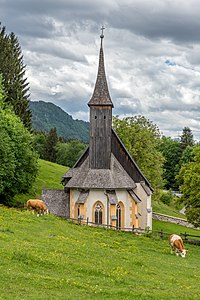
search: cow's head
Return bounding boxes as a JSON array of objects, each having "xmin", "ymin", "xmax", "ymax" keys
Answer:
[{"xmin": 180, "ymin": 249, "xmax": 187, "ymax": 258}]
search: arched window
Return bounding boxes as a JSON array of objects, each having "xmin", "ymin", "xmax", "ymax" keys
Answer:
[
  {"xmin": 94, "ymin": 202, "xmax": 103, "ymax": 225},
  {"xmin": 116, "ymin": 203, "xmax": 121, "ymax": 229},
  {"xmin": 77, "ymin": 204, "xmax": 80, "ymax": 218}
]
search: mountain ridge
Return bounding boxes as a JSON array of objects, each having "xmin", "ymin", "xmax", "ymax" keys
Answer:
[{"xmin": 30, "ymin": 100, "xmax": 89, "ymax": 143}]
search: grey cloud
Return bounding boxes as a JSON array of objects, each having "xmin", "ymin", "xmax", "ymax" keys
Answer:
[
  {"xmin": 1, "ymin": 0, "xmax": 200, "ymax": 140},
  {"xmin": 25, "ymin": 39, "xmax": 87, "ymax": 63},
  {"xmin": 110, "ymin": 1, "xmax": 200, "ymax": 44}
]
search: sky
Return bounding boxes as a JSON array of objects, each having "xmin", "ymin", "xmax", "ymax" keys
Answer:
[{"xmin": 1, "ymin": 0, "xmax": 200, "ymax": 141}]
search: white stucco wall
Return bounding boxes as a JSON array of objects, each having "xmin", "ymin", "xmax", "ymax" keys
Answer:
[
  {"xmin": 86, "ymin": 189, "xmax": 108, "ymax": 223},
  {"xmin": 116, "ymin": 190, "xmax": 131, "ymax": 228},
  {"xmin": 70, "ymin": 189, "xmax": 80, "ymax": 219},
  {"xmin": 70, "ymin": 186, "xmax": 152, "ymax": 229},
  {"xmin": 146, "ymin": 195, "xmax": 152, "ymax": 229},
  {"xmin": 135, "ymin": 183, "xmax": 152, "ymax": 229}
]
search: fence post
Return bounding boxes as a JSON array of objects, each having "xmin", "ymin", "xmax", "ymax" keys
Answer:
[{"xmin": 87, "ymin": 217, "xmax": 89, "ymax": 225}]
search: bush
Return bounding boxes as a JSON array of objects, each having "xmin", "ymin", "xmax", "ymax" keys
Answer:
[
  {"xmin": 186, "ymin": 208, "xmax": 200, "ymax": 228},
  {"xmin": 159, "ymin": 190, "xmax": 173, "ymax": 205}
]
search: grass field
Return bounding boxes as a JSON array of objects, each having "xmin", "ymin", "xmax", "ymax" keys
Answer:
[{"xmin": 0, "ymin": 205, "xmax": 200, "ymax": 300}]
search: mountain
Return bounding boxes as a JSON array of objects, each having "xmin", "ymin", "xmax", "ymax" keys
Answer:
[{"xmin": 30, "ymin": 101, "xmax": 89, "ymax": 143}]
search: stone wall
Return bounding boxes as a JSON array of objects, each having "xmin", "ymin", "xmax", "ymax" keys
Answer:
[
  {"xmin": 153, "ymin": 212, "xmax": 199, "ymax": 229},
  {"xmin": 42, "ymin": 189, "xmax": 70, "ymax": 218}
]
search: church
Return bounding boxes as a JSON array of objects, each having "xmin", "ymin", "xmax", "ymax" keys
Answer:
[{"xmin": 61, "ymin": 30, "xmax": 153, "ymax": 230}]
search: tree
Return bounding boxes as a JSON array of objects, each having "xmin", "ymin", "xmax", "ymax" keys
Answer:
[
  {"xmin": 177, "ymin": 146, "xmax": 200, "ymax": 227},
  {"xmin": 32, "ymin": 131, "xmax": 47, "ymax": 159},
  {"xmin": 158, "ymin": 136, "xmax": 182, "ymax": 189},
  {"xmin": 180, "ymin": 127, "xmax": 194, "ymax": 151},
  {"xmin": 113, "ymin": 115, "xmax": 164, "ymax": 189},
  {"xmin": 0, "ymin": 76, "xmax": 38, "ymax": 205},
  {"xmin": 44, "ymin": 128, "xmax": 58, "ymax": 162},
  {"xmin": 56, "ymin": 140, "xmax": 88, "ymax": 167},
  {"xmin": 180, "ymin": 145, "xmax": 195, "ymax": 165},
  {"xmin": 0, "ymin": 23, "xmax": 31, "ymax": 129}
]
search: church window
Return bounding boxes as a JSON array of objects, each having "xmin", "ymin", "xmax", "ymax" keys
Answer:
[
  {"xmin": 116, "ymin": 203, "xmax": 121, "ymax": 229},
  {"xmin": 77, "ymin": 204, "xmax": 80, "ymax": 218},
  {"xmin": 94, "ymin": 202, "xmax": 103, "ymax": 225}
]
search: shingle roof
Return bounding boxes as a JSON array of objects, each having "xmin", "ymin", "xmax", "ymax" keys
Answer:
[
  {"xmin": 64, "ymin": 154, "xmax": 136, "ymax": 189},
  {"xmin": 140, "ymin": 181, "xmax": 152, "ymax": 196},
  {"xmin": 88, "ymin": 37, "xmax": 113, "ymax": 107},
  {"xmin": 106, "ymin": 190, "xmax": 118, "ymax": 204},
  {"xmin": 76, "ymin": 190, "xmax": 89, "ymax": 204},
  {"xmin": 62, "ymin": 130, "xmax": 152, "ymax": 191},
  {"xmin": 128, "ymin": 189, "xmax": 142, "ymax": 203}
]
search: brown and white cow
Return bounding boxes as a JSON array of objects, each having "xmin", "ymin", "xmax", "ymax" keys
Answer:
[
  {"xmin": 27, "ymin": 199, "xmax": 48, "ymax": 216},
  {"xmin": 169, "ymin": 234, "xmax": 187, "ymax": 258}
]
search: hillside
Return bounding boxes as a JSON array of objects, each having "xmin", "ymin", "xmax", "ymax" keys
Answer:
[
  {"xmin": 30, "ymin": 100, "xmax": 89, "ymax": 143},
  {"xmin": 13, "ymin": 159, "xmax": 68, "ymax": 206},
  {"xmin": 0, "ymin": 205, "xmax": 200, "ymax": 299}
]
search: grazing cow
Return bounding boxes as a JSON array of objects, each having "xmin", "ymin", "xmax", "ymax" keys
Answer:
[
  {"xmin": 169, "ymin": 234, "xmax": 187, "ymax": 258},
  {"xmin": 27, "ymin": 199, "xmax": 48, "ymax": 216}
]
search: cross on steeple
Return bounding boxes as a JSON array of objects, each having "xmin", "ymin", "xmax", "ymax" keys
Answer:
[{"xmin": 100, "ymin": 26, "xmax": 105, "ymax": 39}]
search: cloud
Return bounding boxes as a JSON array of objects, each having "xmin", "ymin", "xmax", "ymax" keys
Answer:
[{"xmin": 1, "ymin": 0, "xmax": 200, "ymax": 140}]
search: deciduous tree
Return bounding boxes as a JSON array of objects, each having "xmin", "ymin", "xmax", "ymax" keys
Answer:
[
  {"xmin": 113, "ymin": 115, "xmax": 164, "ymax": 189},
  {"xmin": 56, "ymin": 140, "xmax": 87, "ymax": 167},
  {"xmin": 0, "ymin": 77, "xmax": 38, "ymax": 205},
  {"xmin": 177, "ymin": 146, "xmax": 200, "ymax": 227},
  {"xmin": 158, "ymin": 136, "xmax": 182, "ymax": 189}
]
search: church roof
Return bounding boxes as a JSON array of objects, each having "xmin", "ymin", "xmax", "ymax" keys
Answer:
[
  {"xmin": 88, "ymin": 32, "xmax": 113, "ymax": 107},
  {"xmin": 62, "ymin": 129, "xmax": 152, "ymax": 191},
  {"xmin": 63, "ymin": 153, "xmax": 136, "ymax": 189}
]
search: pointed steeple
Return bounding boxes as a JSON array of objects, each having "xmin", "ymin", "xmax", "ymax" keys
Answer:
[{"xmin": 88, "ymin": 27, "xmax": 114, "ymax": 107}]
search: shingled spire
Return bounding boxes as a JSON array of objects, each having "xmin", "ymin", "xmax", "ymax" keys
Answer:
[
  {"xmin": 88, "ymin": 28, "xmax": 113, "ymax": 169},
  {"xmin": 88, "ymin": 27, "xmax": 113, "ymax": 107}
]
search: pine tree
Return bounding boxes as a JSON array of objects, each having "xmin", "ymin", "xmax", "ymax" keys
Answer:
[
  {"xmin": 0, "ymin": 23, "xmax": 32, "ymax": 129},
  {"xmin": 180, "ymin": 127, "xmax": 194, "ymax": 150},
  {"xmin": 45, "ymin": 128, "xmax": 58, "ymax": 162}
]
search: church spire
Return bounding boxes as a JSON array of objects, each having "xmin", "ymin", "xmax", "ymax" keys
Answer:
[{"xmin": 88, "ymin": 27, "xmax": 113, "ymax": 107}]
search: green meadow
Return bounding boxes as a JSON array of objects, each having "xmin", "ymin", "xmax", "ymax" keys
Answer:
[{"xmin": 0, "ymin": 205, "xmax": 200, "ymax": 300}]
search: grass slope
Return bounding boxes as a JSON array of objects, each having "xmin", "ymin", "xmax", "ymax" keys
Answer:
[
  {"xmin": 152, "ymin": 200, "xmax": 186, "ymax": 219},
  {"xmin": 14, "ymin": 159, "xmax": 67, "ymax": 206},
  {"xmin": 0, "ymin": 206, "xmax": 200, "ymax": 300}
]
